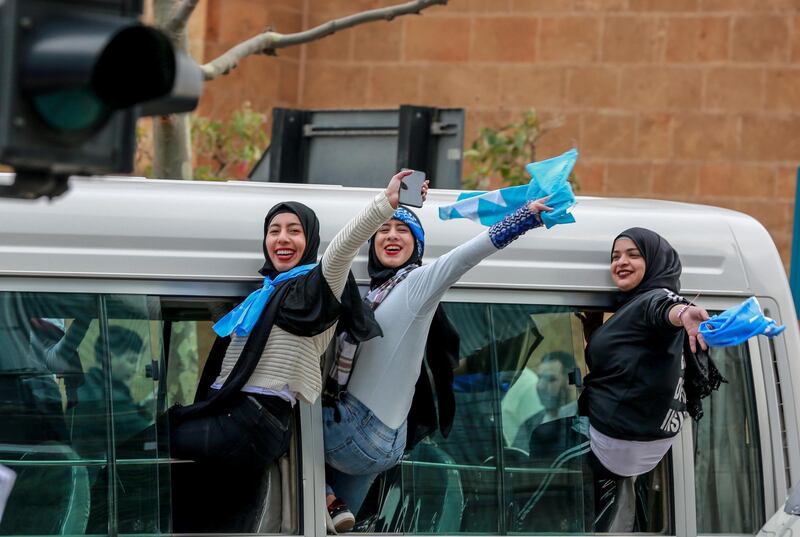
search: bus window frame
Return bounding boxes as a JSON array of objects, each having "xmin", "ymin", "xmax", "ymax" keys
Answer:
[
  {"xmin": 0, "ymin": 277, "xmax": 778, "ymax": 537},
  {"xmin": 417, "ymin": 288, "xmax": 771, "ymax": 537},
  {"xmin": 756, "ymin": 297, "xmax": 797, "ymax": 512}
]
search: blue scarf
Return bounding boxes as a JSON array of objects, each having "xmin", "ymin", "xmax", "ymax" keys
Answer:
[
  {"xmin": 699, "ymin": 296, "xmax": 785, "ymax": 347},
  {"xmin": 213, "ymin": 263, "xmax": 317, "ymax": 337}
]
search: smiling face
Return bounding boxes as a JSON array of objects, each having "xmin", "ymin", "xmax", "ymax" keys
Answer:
[
  {"xmin": 610, "ymin": 237, "xmax": 646, "ymax": 292},
  {"xmin": 374, "ymin": 219, "xmax": 414, "ymax": 268},
  {"xmin": 265, "ymin": 212, "xmax": 307, "ymax": 272}
]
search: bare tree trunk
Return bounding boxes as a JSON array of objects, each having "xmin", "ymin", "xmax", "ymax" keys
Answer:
[{"xmin": 153, "ymin": 0, "xmax": 192, "ymax": 180}]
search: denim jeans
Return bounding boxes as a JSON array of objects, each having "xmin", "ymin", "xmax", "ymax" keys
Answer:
[{"xmin": 323, "ymin": 392, "xmax": 406, "ymax": 515}]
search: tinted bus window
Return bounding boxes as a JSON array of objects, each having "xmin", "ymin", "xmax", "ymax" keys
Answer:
[
  {"xmin": 160, "ymin": 299, "xmax": 300, "ymax": 534},
  {"xmin": 357, "ymin": 302, "xmax": 671, "ymax": 534},
  {"xmin": 694, "ymin": 344, "xmax": 764, "ymax": 533},
  {"xmin": 0, "ymin": 292, "xmax": 167, "ymax": 536}
]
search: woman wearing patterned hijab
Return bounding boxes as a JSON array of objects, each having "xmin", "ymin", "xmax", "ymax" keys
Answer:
[
  {"xmin": 323, "ymin": 196, "xmax": 554, "ymax": 532},
  {"xmin": 579, "ymin": 228, "xmax": 710, "ymax": 483}
]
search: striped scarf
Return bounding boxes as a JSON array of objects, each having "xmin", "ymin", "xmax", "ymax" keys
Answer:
[{"xmin": 330, "ymin": 264, "xmax": 419, "ymax": 386}]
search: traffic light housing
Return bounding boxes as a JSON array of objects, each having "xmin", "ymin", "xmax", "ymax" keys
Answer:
[{"xmin": 0, "ymin": 0, "xmax": 202, "ymax": 198}]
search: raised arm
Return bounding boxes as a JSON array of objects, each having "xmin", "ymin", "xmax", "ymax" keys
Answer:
[
  {"xmin": 411, "ymin": 198, "xmax": 551, "ymax": 311},
  {"xmin": 321, "ymin": 171, "xmax": 411, "ymax": 298}
]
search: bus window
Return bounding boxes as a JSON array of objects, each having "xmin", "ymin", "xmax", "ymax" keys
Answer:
[
  {"xmin": 0, "ymin": 293, "xmax": 167, "ymax": 536},
  {"xmin": 0, "ymin": 293, "xmax": 303, "ymax": 536},
  {"xmin": 694, "ymin": 343, "xmax": 765, "ymax": 533},
  {"xmin": 0, "ymin": 292, "xmax": 96, "ymax": 535},
  {"xmin": 355, "ymin": 302, "xmax": 672, "ymax": 534},
  {"xmin": 160, "ymin": 299, "xmax": 300, "ymax": 534}
]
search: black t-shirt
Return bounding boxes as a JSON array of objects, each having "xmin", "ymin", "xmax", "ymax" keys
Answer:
[{"xmin": 579, "ymin": 288, "xmax": 687, "ymax": 441}]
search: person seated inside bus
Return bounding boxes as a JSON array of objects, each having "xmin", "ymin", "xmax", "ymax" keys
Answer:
[
  {"xmin": 0, "ymin": 298, "xmax": 90, "ymax": 447},
  {"xmin": 511, "ymin": 351, "xmax": 578, "ymax": 452},
  {"xmin": 0, "ymin": 303, "xmax": 91, "ymax": 534},
  {"xmin": 165, "ymin": 171, "xmax": 414, "ymax": 532},
  {"xmin": 578, "ymin": 228, "xmax": 710, "ymax": 531},
  {"xmin": 72, "ymin": 327, "xmax": 154, "ymax": 458},
  {"xmin": 322, "ymin": 197, "xmax": 554, "ymax": 532}
]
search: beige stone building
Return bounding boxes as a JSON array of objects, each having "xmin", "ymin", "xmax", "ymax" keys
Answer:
[{"xmin": 189, "ymin": 0, "xmax": 800, "ymax": 263}]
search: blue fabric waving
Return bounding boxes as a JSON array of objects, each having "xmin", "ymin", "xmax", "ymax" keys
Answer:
[
  {"xmin": 438, "ymin": 148, "xmax": 578, "ymax": 229},
  {"xmin": 213, "ymin": 263, "xmax": 317, "ymax": 337},
  {"xmin": 699, "ymin": 297, "xmax": 785, "ymax": 347}
]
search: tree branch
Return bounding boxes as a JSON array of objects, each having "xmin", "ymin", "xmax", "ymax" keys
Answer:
[
  {"xmin": 164, "ymin": 0, "xmax": 201, "ymax": 35},
  {"xmin": 200, "ymin": 0, "xmax": 448, "ymax": 80}
]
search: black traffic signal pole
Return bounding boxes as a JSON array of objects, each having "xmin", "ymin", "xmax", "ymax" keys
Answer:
[{"xmin": 0, "ymin": 0, "xmax": 201, "ymax": 199}]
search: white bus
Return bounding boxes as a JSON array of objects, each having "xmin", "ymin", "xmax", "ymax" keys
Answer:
[{"xmin": 0, "ymin": 175, "xmax": 797, "ymax": 537}]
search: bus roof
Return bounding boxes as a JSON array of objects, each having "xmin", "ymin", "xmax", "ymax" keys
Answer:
[{"xmin": 0, "ymin": 175, "xmax": 787, "ymax": 301}]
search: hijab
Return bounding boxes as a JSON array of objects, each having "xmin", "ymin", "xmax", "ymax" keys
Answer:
[
  {"xmin": 172, "ymin": 201, "xmax": 381, "ymax": 422},
  {"xmin": 367, "ymin": 206, "xmax": 426, "ymax": 288},
  {"xmin": 613, "ymin": 227, "xmax": 682, "ymax": 303},
  {"xmin": 259, "ymin": 201, "xmax": 320, "ymax": 278}
]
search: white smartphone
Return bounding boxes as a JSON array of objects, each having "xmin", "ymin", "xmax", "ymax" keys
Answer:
[{"xmin": 399, "ymin": 170, "xmax": 425, "ymax": 208}]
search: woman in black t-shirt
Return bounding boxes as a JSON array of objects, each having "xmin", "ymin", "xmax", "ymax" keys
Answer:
[{"xmin": 579, "ymin": 227, "xmax": 709, "ymax": 479}]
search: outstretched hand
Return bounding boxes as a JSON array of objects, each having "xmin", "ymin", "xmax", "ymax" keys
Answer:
[
  {"xmin": 681, "ymin": 306, "xmax": 710, "ymax": 353},
  {"xmin": 527, "ymin": 196, "xmax": 554, "ymax": 215},
  {"xmin": 385, "ymin": 170, "xmax": 412, "ymax": 209},
  {"xmin": 421, "ymin": 180, "xmax": 430, "ymax": 203}
]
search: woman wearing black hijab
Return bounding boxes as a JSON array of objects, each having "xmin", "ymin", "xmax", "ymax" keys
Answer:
[
  {"xmin": 167, "ymin": 172, "xmax": 411, "ymax": 531},
  {"xmin": 579, "ymin": 227, "xmax": 709, "ymax": 481}
]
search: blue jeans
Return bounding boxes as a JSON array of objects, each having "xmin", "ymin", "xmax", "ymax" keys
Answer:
[{"xmin": 323, "ymin": 392, "xmax": 406, "ymax": 515}]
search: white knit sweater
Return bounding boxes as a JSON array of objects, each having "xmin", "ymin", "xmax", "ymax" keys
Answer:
[{"xmin": 213, "ymin": 192, "xmax": 395, "ymax": 404}]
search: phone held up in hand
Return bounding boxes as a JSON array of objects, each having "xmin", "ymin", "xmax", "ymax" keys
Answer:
[{"xmin": 399, "ymin": 170, "xmax": 425, "ymax": 208}]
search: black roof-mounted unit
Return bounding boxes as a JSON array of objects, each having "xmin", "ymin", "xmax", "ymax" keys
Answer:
[{"xmin": 250, "ymin": 104, "xmax": 464, "ymax": 189}]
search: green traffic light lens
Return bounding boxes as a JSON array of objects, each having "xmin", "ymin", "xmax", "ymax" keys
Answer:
[{"xmin": 31, "ymin": 87, "xmax": 110, "ymax": 133}]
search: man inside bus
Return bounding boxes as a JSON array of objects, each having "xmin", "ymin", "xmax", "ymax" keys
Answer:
[{"xmin": 511, "ymin": 351, "xmax": 578, "ymax": 452}]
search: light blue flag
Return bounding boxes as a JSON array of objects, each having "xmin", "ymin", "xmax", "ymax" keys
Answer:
[
  {"xmin": 439, "ymin": 148, "xmax": 578, "ymax": 229},
  {"xmin": 213, "ymin": 263, "xmax": 317, "ymax": 337},
  {"xmin": 698, "ymin": 297, "xmax": 785, "ymax": 347}
]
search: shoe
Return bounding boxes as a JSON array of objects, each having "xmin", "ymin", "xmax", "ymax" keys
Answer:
[{"xmin": 328, "ymin": 498, "xmax": 355, "ymax": 533}]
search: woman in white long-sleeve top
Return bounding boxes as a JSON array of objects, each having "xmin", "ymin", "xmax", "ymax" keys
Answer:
[{"xmin": 323, "ymin": 196, "xmax": 553, "ymax": 531}]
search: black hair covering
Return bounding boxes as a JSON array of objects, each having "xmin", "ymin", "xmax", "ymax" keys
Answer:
[
  {"xmin": 171, "ymin": 201, "xmax": 381, "ymax": 422},
  {"xmin": 365, "ymin": 209, "xmax": 458, "ymax": 449},
  {"xmin": 613, "ymin": 227, "xmax": 682, "ymax": 301},
  {"xmin": 259, "ymin": 202, "xmax": 320, "ymax": 278}
]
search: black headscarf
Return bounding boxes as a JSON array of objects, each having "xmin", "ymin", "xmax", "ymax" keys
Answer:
[
  {"xmin": 259, "ymin": 201, "xmax": 321, "ymax": 277},
  {"xmin": 367, "ymin": 208, "xmax": 458, "ymax": 449},
  {"xmin": 613, "ymin": 227, "xmax": 682, "ymax": 303},
  {"xmin": 172, "ymin": 201, "xmax": 381, "ymax": 422}
]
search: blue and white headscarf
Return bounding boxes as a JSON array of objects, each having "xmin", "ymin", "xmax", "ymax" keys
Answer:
[{"xmin": 368, "ymin": 207, "xmax": 425, "ymax": 288}]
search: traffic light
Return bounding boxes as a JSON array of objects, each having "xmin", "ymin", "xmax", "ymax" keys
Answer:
[{"xmin": 0, "ymin": 0, "xmax": 202, "ymax": 198}]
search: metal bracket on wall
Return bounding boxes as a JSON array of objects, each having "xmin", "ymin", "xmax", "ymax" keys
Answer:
[{"xmin": 251, "ymin": 104, "xmax": 465, "ymax": 189}]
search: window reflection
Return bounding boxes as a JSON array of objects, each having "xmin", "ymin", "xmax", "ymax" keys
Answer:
[
  {"xmin": 694, "ymin": 344, "xmax": 764, "ymax": 533},
  {"xmin": 359, "ymin": 302, "xmax": 675, "ymax": 535}
]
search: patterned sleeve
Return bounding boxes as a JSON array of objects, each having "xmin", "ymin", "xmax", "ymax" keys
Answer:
[{"xmin": 488, "ymin": 204, "xmax": 543, "ymax": 249}]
